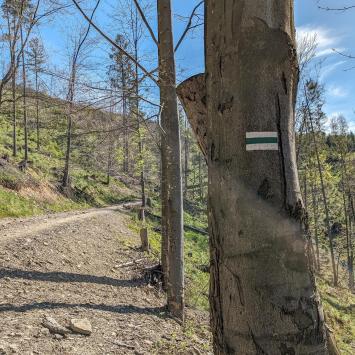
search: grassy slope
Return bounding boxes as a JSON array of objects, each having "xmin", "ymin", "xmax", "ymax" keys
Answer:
[
  {"xmin": 319, "ymin": 279, "xmax": 355, "ymax": 354},
  {"xmin": 0, "ymin": 102, "xmax": 137, "ymax": 218}
]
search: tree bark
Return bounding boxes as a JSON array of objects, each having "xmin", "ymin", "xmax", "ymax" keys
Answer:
[
  {"xmin": 184, "ymin": 116, "xmax": 189, "ymax": 198},
  {"xmin": 140, "ymin": 227, "xmax": 150, "ymax": 252},
  {"xmin": 177, "ymin": 73, "xmax": 207, "ymax": 159},
  {"xmin": 203, "ymin": 1, "xmax": 328, "ymax": 353},
  {"xmin": 158, "ymin": 0, "xmax": 184, "ymax": 321}
]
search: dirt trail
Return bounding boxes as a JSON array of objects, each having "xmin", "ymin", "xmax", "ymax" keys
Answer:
[
  {"xmin": 0, "ymin": 205, "xmax": 133, "ymax": 243},
  {"xmin": 0, "ymin": 206, "xmax": 211, "ymax": 355}
]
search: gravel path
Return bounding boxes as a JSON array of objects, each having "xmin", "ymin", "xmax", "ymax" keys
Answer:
[{"xmin": 0, "ymin": 205, "xmax": 211, "ymax": 355}]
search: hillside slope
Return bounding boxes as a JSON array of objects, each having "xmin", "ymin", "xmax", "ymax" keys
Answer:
[{"xmin": 0, "ymin": 155, "xmax": 137, "ymax": 219}]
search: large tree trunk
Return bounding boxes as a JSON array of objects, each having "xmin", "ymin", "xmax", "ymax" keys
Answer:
[
  {"xmin": 202, "ymin": 1, "xmax": 328, "ymax": 353},
  {"xmin": 157, "ymin": 0, "xmax": 184, "ymax": 321}
]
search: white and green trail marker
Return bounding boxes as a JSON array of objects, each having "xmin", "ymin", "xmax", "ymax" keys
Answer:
[{"xmin": 246, "ymin": 132, "xmax": 279, "ymax": 151}]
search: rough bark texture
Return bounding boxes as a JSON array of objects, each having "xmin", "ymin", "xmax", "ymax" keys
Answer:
[
  {"xmin": 205, "ymin": 1, "xmax": 328, "ymax": 354},
  {"xmin": 158, "ymin": 0, "xmax": 184, "ymax": 320},
  {"xmin": 140, "ymin": 227, "xmax": 150, "ymax": 253},
  {"xmin": 177, "ymin": 74, "xmax": 207, "ymax": 158}
]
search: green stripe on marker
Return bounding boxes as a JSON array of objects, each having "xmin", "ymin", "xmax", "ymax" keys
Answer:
[
  {"xmin": 246, "ymin": 132, "xmax": 279, "ymax": 151},
  {"xmin": 246, "ymin": 137, "xmax": 278, "ymax": 145}
]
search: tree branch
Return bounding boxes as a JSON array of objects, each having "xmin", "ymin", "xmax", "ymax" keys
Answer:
[
  {"xmin": 175, "ymin": 0, "xmax": 204, "ymax": 52},
  {"xmin": 71, "ymin": 0, "xmax": 158, "ymax": 85},
  {"xmin": 132, "ymin": 0, "xmax": 158, "ymax": 46}
]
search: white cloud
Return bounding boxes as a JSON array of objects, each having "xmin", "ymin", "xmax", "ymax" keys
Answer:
[
  {"xmin": 328, "ymin": 84, "xmax": 348, "ymax": 98},
  {"xmin": 319, "ymin": 60, "xmax": 346, "ymax": 81},
  {"xmin": 296, "ymin": 25, "xmax": 344, "ymax": 58}
]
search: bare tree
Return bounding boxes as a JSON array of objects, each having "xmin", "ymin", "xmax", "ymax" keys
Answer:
[
  {"xmin": 62, "ymin": 11, "xmax": 98, "ymax": 188},
  {"xmin": 27, "ymin": 36, "xmax": 46, "ymax": 150}
]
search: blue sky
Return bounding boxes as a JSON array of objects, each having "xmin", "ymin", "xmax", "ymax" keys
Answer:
[
  {"xmin": 38, "ymin": 0, "xmax": 355, "ymax": 130},
  {"xmin": 295, "ymin": 0, "xmax": 355, "ymax": 131}
]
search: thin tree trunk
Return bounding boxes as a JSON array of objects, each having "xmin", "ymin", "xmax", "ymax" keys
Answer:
[
  {"xmin": 21, "ymin": 26, "xmax": 28, "ymax": 168},
  {"xmin": 348, "ymin": 195, "xmax": 354, "ymax": 290},
  {"xmin": 311, "ymin": 182, "xmax": 321, "ymax": 272},
  {"xmin": 204, "ymin": 1, "xmax": 329, "ymax": 353},
  {"xmin": 198, "ymin": 153, "xmax": 203, "ymax": 201},
  {"xmin": 62, "ymin": 114, "xmax": 72, "ymax": 188},
  {"xmin": 106, "ymin": 139, "xmax": 112, "ymax": 185},
  {"xmin": 121, "ymin": 65, "xmax": 129, "ymax": 174},
  {"xmin": 192, "ymin": 161, "xmax": 196, "ymax": 200},
  {"xmin": 184, "ymin": 116, "xmax": 189, "ymax": 198},
  {"xmin": 161, "ymin": 141, "xmax": 169, "ymax": 290},
  {"xmin": 341, "ymin": 154, "xmax": 354, "ymax": 290},
  {"xmin": 303, "ymin": 171, "xmax": 317, "ymax": 270},
  {"xmin": 305, "ymin": 90, "xmax": 338, "ymax": 286},
  {"xmin": 62, "ymin": 66, "xmax": 75, "ymax": 189},
  {"xmin": 35, "ymin": 59, "xmax": 40, "ymax": 151},
  {"xmin": 158, "ymin": 0, "xmax": 184, "ymax": 321},
  {"xmin": 133, "ymin": 9, "xmax": 147, "ymax": 227},
  {"xmin": 11, "ymin": 64, "xmax": 17, "ymax": 157}
]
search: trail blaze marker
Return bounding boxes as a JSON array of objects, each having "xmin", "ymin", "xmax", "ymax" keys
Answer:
[{"xmin": 246, "ymin": 132, "xmax": 279, "ymax": 151}]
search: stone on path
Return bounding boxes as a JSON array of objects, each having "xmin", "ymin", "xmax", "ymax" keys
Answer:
[
  {"xmin": 42, "ymin": 316, "xmax": 70, "ymax": 335},
  {"xmin": 69, "ymin": 319, "xmax": 92, "ymax": 335}
]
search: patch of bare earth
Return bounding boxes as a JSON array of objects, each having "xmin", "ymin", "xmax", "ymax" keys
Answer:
[{"xmin": 0, "ymin": 206, "xmax": 212, "ymax": 355}]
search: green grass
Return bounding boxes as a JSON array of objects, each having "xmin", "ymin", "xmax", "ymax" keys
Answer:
[
  {"xmin": 0, "ymin": 112, "xmax": 137, "ymax": 218},
  {"xmin": 0, "ymin": 188, "xmax": 42, "ymax": 217},
  {"xmin": 129, "ymin": 205, "xmax": 210, "ymax": 311},
  {"xmin": 318, "ymin": 278, "xmax": 355, "ymax": 354}
]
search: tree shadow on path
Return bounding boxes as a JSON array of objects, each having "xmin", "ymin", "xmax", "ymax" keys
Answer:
[
  {"xmin": 0, "ymin": 301, "xmax": 166, "ymax": 318},
  {"xmin": 0, "ymin": 268, "xmax": 144, "ymax": 287},
  {"xmin": 0, "ymin": 267, "xmax": 168, "ymax": 318}
]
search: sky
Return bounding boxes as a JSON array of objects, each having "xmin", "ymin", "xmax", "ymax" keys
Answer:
[
  {"xmin": 295, "ymin": 0, "xmax": 355, "ymax": 131},
  {"xmin": 37, "ymin": 0, "xmax": 355, "ymax": 131}
]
